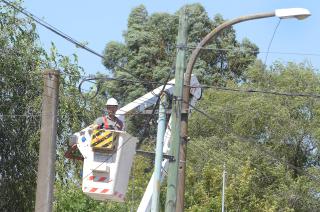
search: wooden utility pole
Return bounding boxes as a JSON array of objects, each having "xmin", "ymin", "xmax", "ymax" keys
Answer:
[
  {"xmin": 165, "ymin": 8, "xmax": 188, "ymax": 212},
  {"xmin": 35, "ymin": 69, "xmax": 60, "ymax": 212}
]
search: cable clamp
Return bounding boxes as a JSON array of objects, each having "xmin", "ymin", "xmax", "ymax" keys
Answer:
[
  {"xmin": 176, "ymin": 43, "xmax": 187, "ymax": 50},
  {"xmin": 173, "ymin": 96, "xmax": 183, "ymax": 101},
  {"xmin": 181, "ymin": 136, "xmax": 190, "ymax": 144}
]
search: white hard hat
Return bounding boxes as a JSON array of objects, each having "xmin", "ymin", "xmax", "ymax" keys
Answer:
[{"xmin": 106, "ymin": 98, "xmax": 118, "ymax": 106}]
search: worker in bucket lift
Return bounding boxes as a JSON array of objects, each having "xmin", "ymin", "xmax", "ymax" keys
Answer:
[{"xmin": 94, "ymin": 98, "xmax": 124, "ymax": 131}]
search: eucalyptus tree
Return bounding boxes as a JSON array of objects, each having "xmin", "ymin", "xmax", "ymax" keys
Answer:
[{"xmin": 102, "ymin": 4, "xmax": 258, "ymax": 104}]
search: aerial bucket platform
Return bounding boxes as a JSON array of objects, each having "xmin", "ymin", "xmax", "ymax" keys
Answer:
[
  {"xmin": 71, "ymin": 127, "xmax": 137, "ymax": 202},
  {"xmin": 68, "ymin": 74, "xmax": 201, "ymax": 205}
]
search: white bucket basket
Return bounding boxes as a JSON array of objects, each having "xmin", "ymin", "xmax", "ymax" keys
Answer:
[{"xmin": 73, "ymin": 127, "xmax": 137, "ymax": 202}]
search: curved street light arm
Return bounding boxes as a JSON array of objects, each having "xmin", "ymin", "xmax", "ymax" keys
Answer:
[{"xmin": 185, "ymin": 11, "xmax": 275, "ymax": 85}]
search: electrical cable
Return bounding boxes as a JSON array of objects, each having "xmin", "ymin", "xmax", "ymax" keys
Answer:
[
  {"xmin": 264, "ymin": 19, "xmax": 281, "ymax": 66},
  {"xmin": 136, "ymin": 68, "xmax": 174, "ymax": 149},
  {"xmin": 78, "ymin": 74, "xmax": 320, "ymax": 100},
  {"xmin": 80, "ymin": 69, "xmax": 173, "ymax": 180},
  {"xmin": 3, "ymin": 0, "xmax": 319, "ymax": 193},
  {"xmin": 186, "ymin": 101, "xmax": 320, "ymax": 184},
  {"xmin": 191, "ymin": 85, "xmax": 320, "ymax": 99},
  {"xmin": 79, "ymin": 71, "xmax": 175, "ymax": 184},
  {"xmin": 184, "ymin": 45, "xmax": 320, "ymax": 57},
  {"xmin": 0, "ymin": 0, "xmax": 141, "ymax": 80}
]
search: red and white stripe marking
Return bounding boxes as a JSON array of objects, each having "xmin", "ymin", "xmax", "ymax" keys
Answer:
[
  {"xmin": 83, "ymin": 187, "xmax": 112, "ymax": 194},
  {"xmin": 83, "ymin": 187, "xmax": 124, "ymax": 199}
]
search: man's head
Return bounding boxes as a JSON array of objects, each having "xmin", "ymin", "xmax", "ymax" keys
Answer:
[{"xmin": 105, "ymin": 98, "xmax": 118, "ymax": 117}]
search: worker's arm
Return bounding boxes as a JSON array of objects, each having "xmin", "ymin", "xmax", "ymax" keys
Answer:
[
  {"xmin": 93, "ymin": 117, "xmax": 104, "ymax": 129},
  {"xmin": 116, "ymin": 114, "xmax": 125, "ymax": 131}
]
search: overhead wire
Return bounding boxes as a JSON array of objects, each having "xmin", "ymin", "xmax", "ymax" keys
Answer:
[
  {"xmin": 264, "ymin": 19, "xmax": 281, "ymax": 66},
  {"xmin": 3, "ymin": 0, "xmax": 319, "ymax": 59},
  {"xmin": 0, "ymin": 0, "xmax": 142, "ymax": 81},
  {"xmin": 79, "ymin": 69, "xmax": 175, "ymax": 188},
  {"xmin": 136, "ymin": 67, "xmax": 174, "ymax": 149},
  {"xmin": 3, "ymin": 0, "xmax": 319, "ymax": 193},
  {"xmin": 191, "ymin": 85, "xmax": 320, "ymax": 99},
  {"xmin": 184, "ymin": 45, "xmax": 320, "ymax": 57},
  {"xmin": 78, "ymin": 75, "xmax": 171, "ymax": 100},
  {"xmin": 3, "ymin": 0, "xmax": 319, "ymax": 104},
  {"xmin": 3, "ymin": 0, "xmax": 320, "ymax": 102},
  {"xmin": 186, "ymin": 100, "xmax": 320, "ymax": 185},
  {"xmin": 4, "ymin": 71, "xmax": 320, "ymax": 121},
  {"xmin": 78, "ymin": 74, "xmax": 320, "ymax": 100}
]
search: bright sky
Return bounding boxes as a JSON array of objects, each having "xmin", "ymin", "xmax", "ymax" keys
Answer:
[{"xmin": 22, "ymin": 0, "xmax": 320, "ymax": 76}]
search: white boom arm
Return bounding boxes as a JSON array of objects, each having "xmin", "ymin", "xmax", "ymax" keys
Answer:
[
  {"xmin": 116, "ymin": 75, "xmax": 201, "ymax": 116},
  {"xmin": 136, "ymin": 75, "xmax": 201, "ymax": 212}
]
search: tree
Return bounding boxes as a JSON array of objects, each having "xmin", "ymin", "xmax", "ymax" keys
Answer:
[
  {"xmin": 186, "ymin": 61, "xmax": 320, "ymax": 211},
  {"xmin": 0, "ymin": 2, "xmax": 44, "ymax": 210},
  {"xmin": 102, "ymin": 4, "xmax": 258, "ymax": 105},
  {"xmin": 0, "ymin": 2, "xmax": 101, "ymax": 210}
]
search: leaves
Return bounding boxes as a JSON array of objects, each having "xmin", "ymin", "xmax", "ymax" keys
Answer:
[
  {"xmin": 102, "ymin": 4, "xmax": 258, "ymax": 105},
  {"xmin": 187, "ymin": 62, "xmax": 320, "ymax": 211}
]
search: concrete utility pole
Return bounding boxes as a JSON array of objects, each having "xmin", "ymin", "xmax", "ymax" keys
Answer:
[
  {"xmin": 165, "ymin": 8, "xmax": 188, "ymax": 212},
  {"xmin": 151, "ymin": 93, "xmax": 167, "ymax": 212},
  {"xmin": 35, "ymin": 69, "xmax": 60, "ymax": 212}
]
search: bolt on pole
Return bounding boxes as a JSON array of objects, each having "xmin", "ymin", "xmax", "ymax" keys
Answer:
[{"xmin": 35, "ymin": 69, "xmax": 60, "ymax": 212}]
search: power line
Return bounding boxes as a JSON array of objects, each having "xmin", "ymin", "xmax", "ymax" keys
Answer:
[
  {"xmin": 0, "ymin": 0, "xmax": 141, "ymax": 80},
  {"xmin": 264, "ymin": 19, "xmax": 281, "ymax": 66},
  {"xmin": 78, "ymin": 75, "xmax": 168, "ymax": 100},
  {"xmin": 80, "ymin": 71, "xmax": 173, "ymax": 182},
  {"xmin": 137, "ymin": 66, "xmax": 173, "ymax": 149},
  {"xmin": 184, "ymin": 45, "xmax": 320, "ymax": 57},
  {"xmin": 79, "ymin": 74, "xmax": 320, "ymax": 100},
  {"xmin": 4, "ymin": 0, "xmax": 320, "ymax": 101},
  {"xmin": 187, "ymin": 101, "xmax": 320, "ymax": 184},
  {"xmin": 191, "ymin": 85, "xmax": 320, "ymax": 99}
]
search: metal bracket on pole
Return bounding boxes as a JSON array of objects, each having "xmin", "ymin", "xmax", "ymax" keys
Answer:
[
  {"xmin": 176, "ymin": 43, "xmax": 188, "ymax": 50},
  {"xmin": 181, "ymin": 136, "xmax": 190, "ymax": 145},
  {"xmin": 136, "ymin": 150, "xmax": 175, "ymax": 162}
]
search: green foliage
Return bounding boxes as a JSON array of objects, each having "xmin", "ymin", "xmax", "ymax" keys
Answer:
[
  {"xmin": 0, "ymin": 2, "xmax": 101, "ymax": 210},
  {"xmin": 54, "ymin": 182, "xmax": 128, "ymax": 212},
  {"xmin": 0, "ymin": 2, "xmax": 43, "ymax": 210},
  {"xmin": 187, "ymin": 61, "xmax": 320, "ymax": 211},
  {"xmin": 3, "ymin": 1, "xmax": 320, "ymax": 211},
  {"xmin": 102, "ymin": 3, "xmax": 258, "ymax": 105}
]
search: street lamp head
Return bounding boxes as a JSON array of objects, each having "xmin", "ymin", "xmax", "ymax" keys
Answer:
[{"xmin": 275, "ymin": 8, "xmax": 311, "ymax": 20}]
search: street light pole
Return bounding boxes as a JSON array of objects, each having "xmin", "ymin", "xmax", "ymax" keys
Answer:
[{"xmin": 177, "ymin": 8, "xmax": 310, "ymax": 211}]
